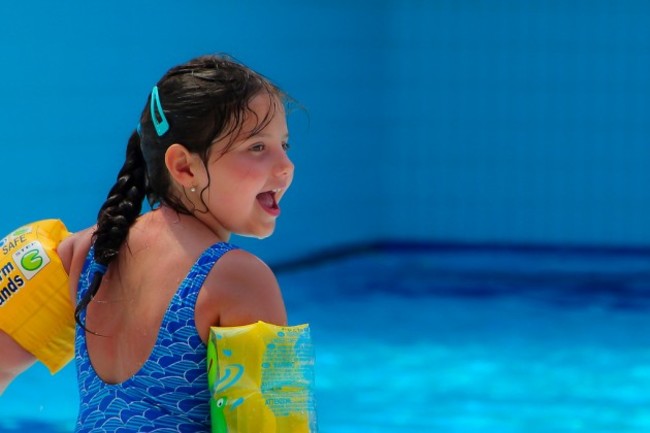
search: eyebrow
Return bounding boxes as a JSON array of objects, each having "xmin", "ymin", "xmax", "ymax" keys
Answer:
[{"xmin": 252, "ymin": 132, "xmax": 290, "ymax": 140}]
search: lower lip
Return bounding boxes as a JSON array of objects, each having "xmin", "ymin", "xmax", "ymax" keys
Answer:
[{"xmin": 258, "ymin": 201, "xmax": 281, "ymax": 217}]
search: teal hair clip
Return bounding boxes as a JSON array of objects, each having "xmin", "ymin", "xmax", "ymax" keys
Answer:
[{"xmin": 150, "ymin": 86, "xmax": 169, "ymax": 136}]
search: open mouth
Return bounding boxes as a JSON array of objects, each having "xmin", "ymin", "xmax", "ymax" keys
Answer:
[{"xmin": 256, "ymin": 188, "xmax": 281, "ymax": 215}]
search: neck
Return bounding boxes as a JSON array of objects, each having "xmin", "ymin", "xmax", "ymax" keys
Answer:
[{"xmin": 155, "ymin": 205, "xmax": 231, "ymax": 244}]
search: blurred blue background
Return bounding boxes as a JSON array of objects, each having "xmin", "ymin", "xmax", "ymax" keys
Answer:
[{"xmin": 2, "ymin": 0, "xmax": 649, "ymax": 260}]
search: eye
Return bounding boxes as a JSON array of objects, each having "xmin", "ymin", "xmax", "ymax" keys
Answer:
[
  {"xmin": 282, "ymin": 142, "xmax": 291, "ymax": 151},
  {"xmin": 250, "ymin": 143, "xmax": 265, "ymax": 152}
]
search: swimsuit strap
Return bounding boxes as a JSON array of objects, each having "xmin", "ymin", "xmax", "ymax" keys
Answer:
[
  {"xmin": 76, "ymin": 242, "xmax": 239, "ymax": 322},
  {"xmin": 175, "ymin": 242, "xmax": 239, "ymax": 301}
]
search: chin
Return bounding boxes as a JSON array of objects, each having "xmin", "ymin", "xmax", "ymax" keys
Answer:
[{"xmin": 239, "ymin": 226, "xmax": 276, "ymax": 240}]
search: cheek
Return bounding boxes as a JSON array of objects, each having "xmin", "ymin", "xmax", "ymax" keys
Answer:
[
  {"xmin": 231, "ymin": 162, "xmax": 267, "ymax": 187},
  {"xmin": 207, "ymin": 166, "xmax": 261, "ymax": 204},
  {"xmin": 207, "ymin": 157, "xmax": 269, "ymax": 204}
]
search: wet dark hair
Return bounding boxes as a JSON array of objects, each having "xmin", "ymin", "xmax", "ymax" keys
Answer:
[{"xmin": 75, "ymin": 54, "xmax": 288, "ymax": 330}]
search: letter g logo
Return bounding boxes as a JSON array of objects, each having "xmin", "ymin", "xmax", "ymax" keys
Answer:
[
  {"xmin": 21, "ymin": 250, "xmax": 43, "ymax": 271},
  {"xmin": 13, "ymin": 241, "xmax": 51, "ymax": 280}
]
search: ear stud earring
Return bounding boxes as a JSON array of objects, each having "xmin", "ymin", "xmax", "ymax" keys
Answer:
[{"xmin": 190, "ymin": 186, "xmax": 197, "ymax": 193}]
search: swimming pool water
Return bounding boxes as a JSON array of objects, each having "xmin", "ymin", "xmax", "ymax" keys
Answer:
[
  {"xmin": 286, "ymin": 246, "xmax": 650, "ymax": 432},
  {"xmin": 2, "ymin": 247, "xmax": 650, "ymax": 432}
]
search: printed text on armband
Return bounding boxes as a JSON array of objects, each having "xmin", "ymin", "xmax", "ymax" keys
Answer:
[
  {"xmin": 0, "ymin": 261, "xmax": 25, "ymax": 307},
  {"xmin": 0, "ymin": 261, "xmax": 13, "ymax": 282},
  {"xmin": 1, "ymin": 234, "xmax": 28, "ymax": 255}
]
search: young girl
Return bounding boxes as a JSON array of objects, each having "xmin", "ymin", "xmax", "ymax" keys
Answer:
[{"xmin": 57, "ymin": 54, "xmax": 294, "ymax": 432}]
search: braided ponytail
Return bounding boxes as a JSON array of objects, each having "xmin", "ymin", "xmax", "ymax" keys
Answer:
[{"xmin": 74, "ymin": 130, "xmax": 147, "ymax": 331}]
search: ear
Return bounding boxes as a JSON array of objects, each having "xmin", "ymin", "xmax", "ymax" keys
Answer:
[{"xmin": 164, "ymin": 143, "xmax": 205, "ymax": 188}]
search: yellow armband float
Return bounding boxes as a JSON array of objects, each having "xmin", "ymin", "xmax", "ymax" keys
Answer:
[
  {"xmin": 0, "ymin": 219, "xmax": 74, "ymax": 373},
  {"xmin": 208, "ymin": 321, "xmax": 317, "ymax": 433}
]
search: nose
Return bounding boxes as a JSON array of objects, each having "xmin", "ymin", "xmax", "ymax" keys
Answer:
[{"xmin": 275, "ymin": 151, "xmax": 294, "ymax": 179}]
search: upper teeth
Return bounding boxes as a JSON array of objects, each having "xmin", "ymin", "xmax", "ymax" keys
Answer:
[{"xmin": 272, "ymin": 189, "xmax": 282, "ymax": 193}]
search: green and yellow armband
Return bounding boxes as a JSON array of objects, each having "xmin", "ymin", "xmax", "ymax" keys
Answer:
[
  {"xmin": 0, "ymin": 219, "xmax": 74, "ymax": 373},
  {"xmin": 208, "ymin": 321, "xmax": 317, "ymax": 433}
]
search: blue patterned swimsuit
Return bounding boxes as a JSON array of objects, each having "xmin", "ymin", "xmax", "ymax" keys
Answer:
[{"xmin": 74, "ymin": 242, "xmax": 237, "ymax": 433}]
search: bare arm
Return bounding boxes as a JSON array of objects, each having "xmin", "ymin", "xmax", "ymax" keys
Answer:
[
  {"xmin": 0, "ymin": 331, "xmax": 36, "ymax": 395},
  {"xmin": 196, "ymin": 249, "xmax": 287, "ymax": 341}
]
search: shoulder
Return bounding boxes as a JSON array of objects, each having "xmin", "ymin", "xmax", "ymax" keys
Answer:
[
  {"xmin": 57, "ymin": 226, "xmax": 95, "ymax": 272},
  {"xmin": 57, "ymin": 226, "xmax": 95, "ymax": 300},
  {"xmin": 213, "ymin": 248, "xmax": 276, "ymax": 285},
  {"xmin": 202, "ymin": 247, "xmax": 287, "ymax": 327}
]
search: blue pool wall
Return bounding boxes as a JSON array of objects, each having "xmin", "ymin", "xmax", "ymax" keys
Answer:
[{"xmin": 2, "ymin": 1, "xmax": 649, "ymax": 264}]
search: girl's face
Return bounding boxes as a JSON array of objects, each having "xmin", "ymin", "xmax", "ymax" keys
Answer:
[{"xmin": 194, "ymin": 93, "xmax": 294, "ymax": 240}]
